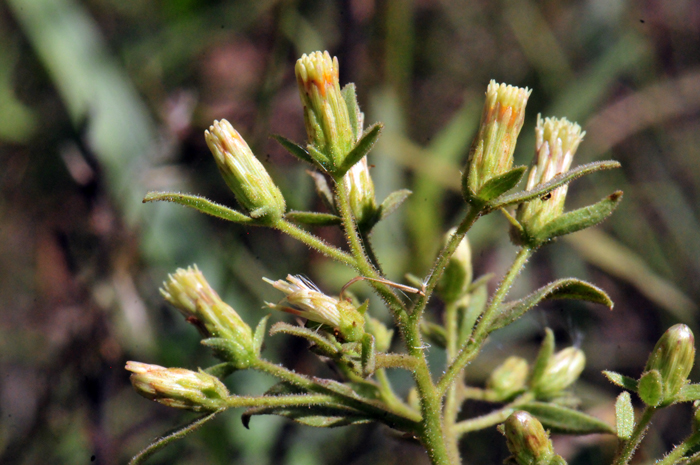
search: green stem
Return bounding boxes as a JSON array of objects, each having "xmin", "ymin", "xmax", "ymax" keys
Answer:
[
  {"xmin": 437, "ymin": 246, "xmax": 534, "ymax": 396},
  {"xmin": 613, "ymin": 406, "xmax": 656, "ymax": 465},
  {"xmin": 443, "ymin": 301, "xmax": 461, "ymax": 462},
  {"xmin": 410, "ymin": 205, "xmax": 482, "ymax": 323},
  {"xmin": 453, "ymin": 393, "xmax": 534, "ymax": 436},
  {"xmin": 657, "ymin": 437, "xmax": 700, "ymax": 465},
  {"xmin": 224, "ymin": 394, "xmax": 335, "ymax": 408},
  {"xmin": 334, "ymin": 177, "xmax": 408, "ymax": 320},
  {"xmin": 275, "ymin": 219, "xmax": 356, "ymax": 267},
  {"xmin": 375, "ymin": 353, "xmax": 419, "ymax": 370},
  {"xmin": 375, "ymin": 368, "xmax": 423, "ymax": 422}
]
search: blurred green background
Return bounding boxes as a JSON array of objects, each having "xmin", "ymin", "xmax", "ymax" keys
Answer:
[{"xmin": 1, "ymin": 0, "xmax": 700, "ymax": 463}]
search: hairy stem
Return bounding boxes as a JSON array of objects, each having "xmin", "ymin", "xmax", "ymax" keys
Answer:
[
  {"xmin": 275, "ymin": 219, "xmax": 356, "ymax": 267},
  {"xmin": 437, "ymin": 246, "xmax": 534, "ymax": 396},
  {"xmin": 443, "ymin": 301, "xmax": 461, "ymax": 462},
  {"xmin": 375, "ymin": 368, "xmax": 423, "ymax": 422},
  {"xmin": 453, "ymin": 393, "xmax": 534, "ymax": 436},
  {"xmin": 613, "ymin": 406, "xmax": 656, "ymax": 465}
]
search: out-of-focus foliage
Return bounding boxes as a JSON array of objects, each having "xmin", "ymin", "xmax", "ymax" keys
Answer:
[{"xmin": 1, "ymin": 1, "xmax": 699, "ymax": 464}]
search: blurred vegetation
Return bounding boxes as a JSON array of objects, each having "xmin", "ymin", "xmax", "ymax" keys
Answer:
[{"xmin": 1, "ymin": 0, "xmax": 700, "ymax": 464}]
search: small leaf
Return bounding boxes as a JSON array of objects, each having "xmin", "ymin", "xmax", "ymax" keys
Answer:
[
  {"xmin": 529, "ymin": 328, "xmax": 555, "ymax": 388},
  {"xmin": 377, "ymin": 189, "xmax": 412, "ymax": 221},
  {"xmin": 335, "ymin": 123, "xmax": 383, "ymax": 177},
  {"xmin": 476, "ymin": 166, "xmax": 527, "ymax": 202},
  {"xmin": 615, "ymin": 392, "xmax": 635, "ymax": 440},
  {"xmin": 602, "ymin": 371, "xmax": 638, "ymax": 392},
  {"xmin": 264, "ymin": 381, "xmax": 306, "ymax": 396},
  {"xmin": 284, "ymin": 211, "xmax": 342, "ymax": 226},
  {"xmin": 679, "ymin": 384, "xmax": 700, "ymax": 402},
  {"xmin": 143, "ymin": 191, "xmax": 254, "ymax": 224},
  {"xmin": 253, "ymin": 315, "xmax": 270, "ymax": 356},
  {"xmin": 487, "ymin": 160, "xmax": 622, "ymax": 211},
  {"xmin": 242, "ymin": 404, "xmax": 371, "ymax": 429},
  {"xmin": 533, "ymin": 191, "xmax": 623, "ymax": 244},
  {"xmin": 269, "ymin": 322, "xmax": 341, "ymax": 356},
  {"xmin": 638, "ymin": 369, "xmax": 664, "ymax": 407},
  {"xmin": 204, "ymin": 363, "xmax": 236, "ymax": 379},
  {"xmin": 341, "ymin": 83, "xmax": 362, "ymax": 141},
  {"xmin": 520, "ymin": 402, "xmax": 614, "ymax": 434},
  {"xmin": 272, "ymin": 134, "xmax": 316, "ymax": 166},
  {"xmin": 490, "ymin": 279, "xmax": 613, "ymax": 332},
  {"xmin": 306, "ymin": 169, "xmax": 336, "ymax": 212},
  {"xmin": 421, "ymin": 322, "xmax": 447, "ymax": 349},
  {"xmin": 200, "ymin": 338, "xmax": 250, "ymax": 367}
]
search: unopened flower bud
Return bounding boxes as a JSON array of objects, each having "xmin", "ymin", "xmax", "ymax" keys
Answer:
[
  {"xmin": 516, "ymin": 115, "xmax": 584, "ymax": 235},
  {"xmin": 645, "ymin": 324, "xmax": 695, "ymax": 404},
  {"xmin": 487, "ymin": 356, "xmax": 529, "ymax": 401},
  {"xmin": 437, "ymin": 228, "xmax": 473, "ymax": 303},
  {"xmin": 205, "ymin": 119, "xmax": 286, "ymax": 222},
  {"xmin": 365, "ymin": 316, "xmax": 393, "ymax": 353},
  {"xmin": 161, "ymin": 266, "xmax": 255, "ymax": 367},
  {"xmin": 534, "ymin": 347, "xmax": 585, "ymax": 398},
  {"xmin": 295, "ymin": 51, "xmax": 355, "ymax": 171},
  {"xmin": 264, "ymin": 275, "xmax": 365, "ymax": 342},
  {"xmin": 503, "ymin": 411, "xmax": 556, "ymax": 465},
  {"xmin": 343, "ymin": 156, "xmax": 377, "ymax": 226},
  {"xmin": 463, "ymin": 80, "xmax": 531, "ymax": 198},
  {"xmin": 126, "ymin": 361, "xmax": 229, "ymax": 411}
]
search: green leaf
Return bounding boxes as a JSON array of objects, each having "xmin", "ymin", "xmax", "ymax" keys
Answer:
[
  {"xmin": 335, "ymin": 123, "xmax": 383, "ymax": 177},
  {"xmin": 341, "ymin": 83, "xmax": 362, "ymax": 141},
  {"xmin": 204, "ymin": 363, "xmax": 236, "ymax": 379},
  {"xmin": 200, "ymin": 338, "xmax": 250, "ymax": 367},
  {"xmin": 487, "ymin": 160, "xmax": 622, "ymax": 211},
  {"xmin": 143, "ymin": 191, "xmax": 255, "ymax": 224},
  {"xmin": 533, "ymin": 191, "xmax": 623, "ymax": 244},
  {"xmin": 253, "ymin": 315, "xmax": 270, "ymax": 356},
  {"xmin": 269, "ymin": 322, "xmax": 341, "ymax": 356},
  {"xmin": 529, "ymin": 329, "xmax": 555, "ymax": 388},
  {"xmin": 615, "ymin": 392, "xmax": 635, "ymax": 440},
  {"xmin": 306, "ymin": 169, "xmax": 336, "ymax": 212},
  {"xmin": 272, "ymin": 134, "xmax": 316, "ymax": 166},
  {"xmin": 490, "ymin": 279, "xmax": 613, "ymax": 332},
  {"xmin": 638, "ymin": 369, "xmax": 664, "ymax": 407},
  {"xmin": 602, "ymin": 371, "xmax": 638, "ymax": 392},
  {"xmin": 378, "ymin": 189, "xmax": 412, "ymax": 221},
  {"xmin": 284, "ymin": 211, "xmax": 342, "ymax": 226},
  {"xmin": 421, "ymin": 322, "xmax": 447, "ymax": 349},
  {"xmin": 242, "ymin": 404, "xmax": 372, "ymax": 429},
  {"xmin": 520, "ymin": 402, "xmax": 614, "ymax": 434},
  {"xmin": 679, "ymin": 384, "xmax": 700, "ymax": 402},
  {"xmin": 475, "ymin": 166, "xmax": 527, "ymax": 202}
]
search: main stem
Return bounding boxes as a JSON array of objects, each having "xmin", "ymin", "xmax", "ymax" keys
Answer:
[{"xmin": 612, "ymin": 406, "xmax": 656, "ymax": 465}]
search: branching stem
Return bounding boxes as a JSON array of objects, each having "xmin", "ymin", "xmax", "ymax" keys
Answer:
[{"xmin": 613, "ymin": 406, "xmax": 656, "ymax": 465}]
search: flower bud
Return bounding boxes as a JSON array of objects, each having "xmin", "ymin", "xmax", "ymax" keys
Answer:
[
  {"xmin": 205, "ymin": 119, "xmax": 286, "ymax": 222},
  {"xmin": 533, "ymin": 347, "xmax": 585, "ymax": 398},
  {"xmin": 295, "ymin": 51, "xmax": 355, "ymax": 170},
  {"xmin": 487, "ymin": 356, "xmax": 529, "ymax": 401},
  {"xmin": 161, "ymin": 266, "xmax": 255, "ymax": 366},
  {"xmin": 126, "ymin": 361, "xmax": 229, "ymax": 411},
  {"xmin": 342, "ymin": 156, "xmax": 377, "ymax": 226},
  {"xmin": 365, "ymin": 316, "xmax": 393, "ymax": 353},
  {"xmin": 437, "ymin": 228, "xmax": 473, "ymax": 303},
  {"xmin": 263, "ymin": 275, "xmax": 365, "ymax": 342},
  {"xmin": 503, "ymin": 411, "xmax": 556, "ymax": 465},
  {"xmin": 516, "ymin": 115, "xmax": 584, "ymax": 235},
  {"xmin": 644, "ymin": 324, "xmax": 695, "ymax": 404},
  {"xmin": 463, "ymin": 80, "xmax": 531, "ymax": 198}
]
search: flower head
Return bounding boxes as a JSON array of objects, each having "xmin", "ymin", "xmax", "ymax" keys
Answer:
[
  {"xmin": 126, "ymin": 361, "xmax": 229, "ymax": 411},
  {"xmin": 295, "ymin": 51, "xmax": 355, "ymax": 170},
  {"xmin": 645, "ymin": 324, "xmax": 695, "ymax": 405},
  {"xmin": 516, "ymin": 115, "xmax": 585, "ymax": 234},
  {"xmin": 264, "ymin": 275, "xmax": 365, "ymax": 342},
  {"xmin": 464, "ymin": 81, "xmax": 531, "ymax": 198},
  {"xmin": 343, "ymin": 156, "xmax": 377, "ymax": 225},
  {"xmin": 503, "ymin": 411, "xmax": 557, "ymax": 465},
  {"xmin": 205, "ymin": 119, "xmax": 286, "ymax": 222},
  {"xmin": 533, "ymin": 347, "xmax": 586, "ymax": 398}
]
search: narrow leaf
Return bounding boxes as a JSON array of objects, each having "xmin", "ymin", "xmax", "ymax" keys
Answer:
[
  {"xmin": 269, "ymin": 322, "xmax": 341, "ymax": 356},
  {"xmin": 335, "ymin": 123, "xmax": 383, "ymax": 177},
  {"xmin": 533, "ymin": 191, "xmax": 624, "ymax": 243},
  {"xmin": 242, "ymin": 404, "xmax": 371, "ymax": 429},
  {"xmin": 638, "ymin": 369, "xmax": 664, "ymax": 407},
  {"xmin": 520, "ymin": 402, "xmax": 614, "ymax": 434},
  {"xmin": 476, "ymin": 166, "xmax": 527, "ymax": 202},
  {"xmin": 284, "ymin": 211, "xmax": 342, "ymax": 226},
  {"xmin": 490, "ymin": 279, "xmax": 613, "ymax": 332},
  {"xmin": 143, "ymin": 191, "xmax": 254, "ymax": 224},
  {"xmin": 602, "ymin": 371, "xmax": 638, "ymax": 392},
  {"xmin": 615, "ymin": 392, "xmax": 635, "ymax": 440},
  {"xmin": 253, "ymin": 315, "xmax": 270, "ymax": 356},
  {"xmin": 129, "ymin": 411, "xmax": 221, "ymax": 465},
  {"xmin": 487, "ymin": 160, "xmax": 622, "ymax": 211},
  {"xmin": 272, "ymin": 134, "xmax": 316, "ymax": 166},
  {"xmin": 529, "ymin": 328, "xmax": 555, "ymax": 388},
  {"xmin": 341, "ymin": 83, "xmax": 362, "ymax": 141},
  {"xmin": 679, "ymin": 384, "xmax": 700, "ymax": 402},
  {"xmin": 378, "ymin": 189, "xmax": 412, "ymax": 221}
]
